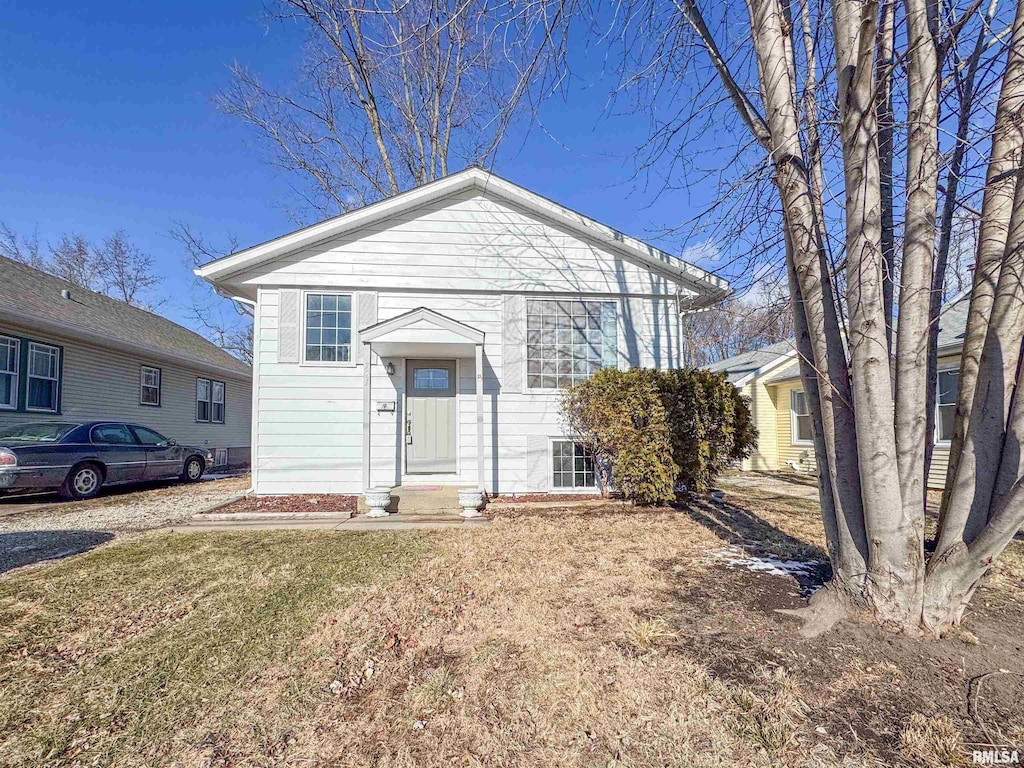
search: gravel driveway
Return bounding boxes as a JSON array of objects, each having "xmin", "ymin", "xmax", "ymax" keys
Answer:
[{"xmin": 0, "ymin": 474, "xmax": 249, "ymax": 574}]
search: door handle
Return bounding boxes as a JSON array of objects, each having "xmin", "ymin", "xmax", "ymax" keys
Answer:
[{"xmin": 406, "ymin": 419, "xmax": 412, "ymax": 444}]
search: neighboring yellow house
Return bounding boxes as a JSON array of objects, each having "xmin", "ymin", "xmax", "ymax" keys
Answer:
[{"xmin": 707, "ymin": 294, "xmax": 968, "ymax": 489}]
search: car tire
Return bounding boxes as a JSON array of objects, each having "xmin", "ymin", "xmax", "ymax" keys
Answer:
[
  {"xmin": 61, "ymin": 462, "xmax": 104, "ymax": 501},
  {"xmin": 182, "ymin": 456, "xmax": 205, "ymax": 483}
]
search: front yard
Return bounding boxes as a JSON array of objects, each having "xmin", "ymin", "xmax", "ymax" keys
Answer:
[{"xmin": 1, "ymin": 483, "xmax": 1022, "ymax": 767}]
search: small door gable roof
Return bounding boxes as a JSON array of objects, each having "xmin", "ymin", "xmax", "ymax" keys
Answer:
[
  {"xmin": 360, "ymin": 307, "xmax": 484, "ymax": 344},
  {"xmin": 195, "ymin": 167, "xmax": 729, "ymax": 303}
]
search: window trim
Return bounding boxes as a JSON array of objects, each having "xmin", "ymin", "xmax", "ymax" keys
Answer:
[
  {"xmin": 211, "ymin": 380, "xmax": 225, "ymax": 424},
  {"xmin": 300, "ymin": 290, "xmax": 357, "ymax": 367},
  {"xmin": 790, "ymin": 389, "xmax": 814, "ymax": 446},
  {"xmin": 549, "ymin": 437, "xmax": 599, "ymax": 492},
  {"xmin": 139, "ymin": 365, "xmax": 162, "ymax": 407},
  {"xmin": 934, "ymin": 365, "xmax": 959, "ymax": 446},
  {"xmin": 0, "ymin": 334, "xmax": 20, "ymax": 411},
  {"xmin": 524, "ymin": 298, "xmax": 618, "ymax": 393},
  {"xmin": 26, "ymin": 341, "xmax": 61, "ymax": 414},
  {"xmin": 196, "ymin": 377, "xmax": 211, "ymax": 423}
]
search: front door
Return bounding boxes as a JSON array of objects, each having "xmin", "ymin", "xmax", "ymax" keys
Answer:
[{"xmin": 406, "ymin": 360, "xmax": 457, "ymax": 473}]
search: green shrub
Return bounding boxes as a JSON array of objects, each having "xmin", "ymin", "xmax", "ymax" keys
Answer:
[{"xmin": 560, "ymin": 367, "xmax": 757, "ymax": 503}]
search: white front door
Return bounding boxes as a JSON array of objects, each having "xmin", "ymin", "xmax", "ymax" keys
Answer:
[{"xmin": 406, "ymin": 360, "xmax": 457, "ymax": 473}]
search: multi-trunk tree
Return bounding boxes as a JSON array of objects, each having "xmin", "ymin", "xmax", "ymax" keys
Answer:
[{"xmin": 636, "ymin": 0, "xmax": 1024, "ymax": 635}]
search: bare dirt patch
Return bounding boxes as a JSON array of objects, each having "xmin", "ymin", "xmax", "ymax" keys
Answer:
[{"xmin": 209, "ymin": 494, "xmax": 358, "ymax": 515}]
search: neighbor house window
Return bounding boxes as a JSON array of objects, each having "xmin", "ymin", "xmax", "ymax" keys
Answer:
[
  {"xmin": 27, "ymin": 342, "xmax": 60, "ymax": 412},
  {"xmin": 196, "ymin": 378, "xmax": 225, "ymax": 423},
  {"xmin": 936, "ymin": 369, "xmax": 959, "ymax": 443},
  {"xmin": 526, "ymin": 299, "xmax": 617, "ymax": 389},
  {"xmin": 0, "ymin": 336, "xmax": 19, "ymax": 409},
  {"xmin": 140, "ymin": 365, "xmax": 161, "ymax": 406},
  {"xmin": 791, "ymin": 390, "xmax": 813, "ymax": 444},
  {"xmin": 305, "ymin": 293, "xmax": 352, "ymax": 363},
  {"xmin": 552, "ymin": 440, "xmax": 596, "ymax": 489},
  {"xmin": 211, "ymin": 380, "xmax": 225, "ymax": 423}
]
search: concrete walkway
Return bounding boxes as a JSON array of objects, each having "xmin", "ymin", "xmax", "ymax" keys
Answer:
[{"xmin": 166, "ymin": 513, "xmax": 489, "ymax": 532}]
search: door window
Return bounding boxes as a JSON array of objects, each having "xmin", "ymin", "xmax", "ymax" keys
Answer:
[
  {"xmin": 131, "ymin": 426, "xmax": 170, "ymax": 446},
  {"xmin": 413, "ymin": 368, "xmax": 450, "ymax": 390},
  {"xmin": 91, "ymin": 424, "xmax": 137, "ymax": 445}
]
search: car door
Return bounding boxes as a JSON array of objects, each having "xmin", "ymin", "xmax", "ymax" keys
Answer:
[
  {"xmin": 89, "ymin": 423, "xmax": 147, "ymax": 484},
  {"xmin": 129, "ymin": 425, "xmax": 183, "ymax": 480}
]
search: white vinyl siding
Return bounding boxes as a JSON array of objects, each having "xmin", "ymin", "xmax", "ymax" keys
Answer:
[
  {"xmin": 0, "ymin": 336, "xmax": 18, "ymax": 409},
  {"xmin": 27, "ymin": 342, "xmax": 60, "ymax": 412},
  {"xmin": 251, "ymin": 288, "xmax": 681, "ymax": 494},
  {"xmin": 140, "ymin": 365, "xmax": 161, "ymax": 406}
]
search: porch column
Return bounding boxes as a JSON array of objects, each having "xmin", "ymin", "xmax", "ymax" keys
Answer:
[
  {"xmin": 362, "ymin": 341, "xmax": 372, "ymax": 490},
  {"xmin": 476, "ymin": 342, "xmax": 485, "ymax": 491}
]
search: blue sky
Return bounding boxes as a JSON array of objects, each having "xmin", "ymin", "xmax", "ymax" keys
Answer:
[{"xmin": 1, "ymin": 1, "xmax": 729, "ymax": 330}]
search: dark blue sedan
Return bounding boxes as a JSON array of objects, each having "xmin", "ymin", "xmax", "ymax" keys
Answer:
[{"xmin": 0, "ymin": 422, "xmax": 215, "ymax": 500}]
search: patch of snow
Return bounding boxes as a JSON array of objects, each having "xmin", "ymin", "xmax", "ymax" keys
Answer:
[
  {"xmin": 201, "ymin": 473, "xmax": 238, "ymax": 481},
  {"xmin": 711, "ymin": 546, "xmax": 823, "ymax": 578}
]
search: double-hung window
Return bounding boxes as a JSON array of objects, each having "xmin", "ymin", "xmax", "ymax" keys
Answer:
[
  {"xmin": 526, "ymin": 299, "xmax": 617, "ymax": 390},
  {"xmin": 27, "ymin": 342, "xmax": 60, "ymax": 412},
  {"xmin": 140, "ymin": 365, "xmax": 161, "ymax": 406},
  {"xmin": 936, "ymin": 369, "xmax": 959, "ymax": 443},
  {"xmin": 197, "ymin": 378, "xmax": 225, "ymax": 423},
  {"xmin": 0, "ymin": 336, "xmax": 19, "ymax": 409},
  {"xmin": 305, "ymin": 293, "xmax": 352, "ymax": 363},
  {"xmin": 552, "ymin": 440, "xmax": 596, "ymax": 489},
  {"xmin": 791, "ymin": 390, "xmax": 813, "ymax": 444}
]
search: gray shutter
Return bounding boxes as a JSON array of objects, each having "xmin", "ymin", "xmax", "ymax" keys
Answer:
[
  {"xmin": 502, "ymin": 294, "xmax": 524, "ymax": 393},
  {"xmin": 278, "ymin": 289, "xmax": 300, "ymax": 363},
  {"xmin": 356, "ymin": 291, "xmax": 378, "ymax": 364},
  {"xmin": 526, "ymin": 435, "xmax": 550, "ymax": 492}
]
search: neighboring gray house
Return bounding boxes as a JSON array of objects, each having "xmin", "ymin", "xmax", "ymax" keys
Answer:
[{"xmin": 0, "ymin": 256, "xmax": 252, "ymax": 465}]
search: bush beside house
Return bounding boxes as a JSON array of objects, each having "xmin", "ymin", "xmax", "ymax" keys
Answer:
[{"xmin": 561, "ymin": 368, "xmax": 757, "ymax": 504}]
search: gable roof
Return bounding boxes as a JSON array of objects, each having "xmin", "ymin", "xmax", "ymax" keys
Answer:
[
  {"xmin": 707, "ymin": 339, "xmax": 796, "ymax": 384},
  {"xmin": 194, "ymin": 167, "xmax": 730, "ymax": 304},
  {"xmin": 0, "ymin": 256, "xmax": 251, "ymax": 378},
  {"xmin": 709, "ymin": 292, "xmax": 972, "ymax": 387}
]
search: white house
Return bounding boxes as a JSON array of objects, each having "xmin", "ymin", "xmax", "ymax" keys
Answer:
[{"xmin": 195, "ymin": 168, "xmax": 729, "ymax": 498}]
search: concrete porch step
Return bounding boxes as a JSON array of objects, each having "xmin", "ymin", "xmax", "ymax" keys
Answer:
[{"xmin": 358, "ymin": 484, "xmax": 477, "ymax": 516}]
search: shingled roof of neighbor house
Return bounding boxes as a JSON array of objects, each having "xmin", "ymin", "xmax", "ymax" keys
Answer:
[
  {"xmin": 706, "ymin": 339, "xmax": 796, "ymax": 383},
  {"xmin": 0, "ymin": 255, "xmax": 251, "ymax": 378}
]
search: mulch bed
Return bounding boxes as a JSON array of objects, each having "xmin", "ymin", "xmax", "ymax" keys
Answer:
[
  {"xmin": 208, "ymin": 495, "xmax": 358, "ymax": 515},
  {"xmin": 488, "ymin": 493, "xmax": 611, "ymax": 503}
]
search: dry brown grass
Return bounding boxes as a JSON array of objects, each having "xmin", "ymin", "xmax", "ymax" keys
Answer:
[
  {"xmin": 3, "ymin": 484, "xmax": 1020, "ymax": 767},
  {"xmin": 899, "ymin": 713, "xmax": 967, "ymax": 767}
]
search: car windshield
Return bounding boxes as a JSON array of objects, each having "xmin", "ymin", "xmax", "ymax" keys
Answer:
[{"xmin": 0, "ymin": 423, "xmax": 78, "ymax": 442}]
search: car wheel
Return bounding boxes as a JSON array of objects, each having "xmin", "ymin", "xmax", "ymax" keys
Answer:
[
  {"xmin": 182, "ymin": 456, "xmax": 205, "ymax": 483},
  {"xmin": 61, "ymin": 462, "xmax": 103, "ymax": 500}
]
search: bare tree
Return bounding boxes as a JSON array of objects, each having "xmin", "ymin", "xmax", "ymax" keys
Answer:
[
  {"xmin": 171, "ymin": 223, "xmax": 254, "ymax": 364},
  {"xmin": 218, "ymin": 0, "xmax": 572, "ymax": 218},
  {"xmin": 680, "ymin": 297, "xmax": 793, "ymax": 367},
  {"xmin": 614, "ymin": 0, "xmax": 1024, "ymax": 636},
  {"xmin": 49, "ymin": 234, "xmax": 104, "ymax": 292},
  {"xmin": 0, "ymin": 223, "xmax": 45, "ymax": 270},
  {"xmin": 95, "ymin": 231, "xmax": 164, "ymax": 310}
]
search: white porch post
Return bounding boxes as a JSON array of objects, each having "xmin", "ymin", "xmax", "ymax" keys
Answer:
[
  {"xmin": 476, "ymin": 342, "xmax": 485, "ymax": 491},
  {"xmin": 362, "ymin": 341, "xmax": 372, "ymax": 491}
]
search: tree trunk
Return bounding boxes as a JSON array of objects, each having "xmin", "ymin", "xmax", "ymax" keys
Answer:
[{"xmin": 833, "ymin": 0, "xmax": 925, "ymax": 627}]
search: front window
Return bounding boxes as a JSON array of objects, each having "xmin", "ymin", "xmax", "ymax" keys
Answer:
[
  {"xmin": 936, "ymin": 369, "xmax": 959, "ymax": 443},
  {"xmin": 305, "ymin": 293, "xmax": 352, "ymax": 363},
  {"xmin": 27, "ymin": 342, "xmax": 60, "ymax": 412},
  {"xmin": 211, "ymin": 381, "xmax": 225, "ymax": 424},
  {"xmin": 0, "ymin": 336, "xmax": 19, "ymax": 409},
  {"xmin": 526, "ymin": 299, "xmax": 617, "ymax": 389},
  {"xmin": 140, "ymin": 366, "xmax": 161, "ymax": 406},
  {"xmin": 791, "ymin": 390, "xmax": 813, "ymax": 444},
  {"xmin": 552, "ymin": 440, "xmax": 596, "ymax": 489}
]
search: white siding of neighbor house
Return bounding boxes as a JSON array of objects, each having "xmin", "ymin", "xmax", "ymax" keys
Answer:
[
  {"xmin": 0, "ymin": 321, "xmax": 251, "ymax": 459},
  {"xmin": 252, "ymin": 286, "xmax": 682, "ymax": 495},
  {"xmin": 233, "ymin": 190, "xmax": 680, "ymax": 297}
]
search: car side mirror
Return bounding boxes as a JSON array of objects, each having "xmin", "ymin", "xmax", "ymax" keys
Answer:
[{"xmin": 167, "ymin": 439, "xmax": 177, "ymax": 446}]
